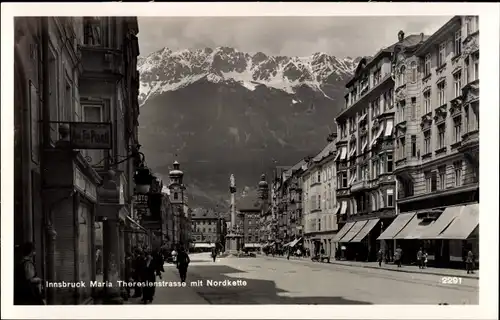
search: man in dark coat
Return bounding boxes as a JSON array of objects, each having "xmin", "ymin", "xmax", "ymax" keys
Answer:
[
  {"xmin": 176, "ymin": 247, "xmax": 191, "ymax": 283},
  {"xmin": 14, "ymin": 242, "xmax": 44, "ymax": 305}
]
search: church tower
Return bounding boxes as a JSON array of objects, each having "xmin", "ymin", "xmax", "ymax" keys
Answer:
[{"xmin": 168, "ymin": 160, "xmax": 184, "ymax": 205}]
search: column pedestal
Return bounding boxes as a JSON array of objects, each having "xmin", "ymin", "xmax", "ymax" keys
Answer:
[{"xmin": 225, "ymin": 231, "xmax": 243, "ymax": 255}]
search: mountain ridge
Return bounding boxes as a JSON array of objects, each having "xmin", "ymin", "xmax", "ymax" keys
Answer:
[{"xmin": 137, "ymin": 46, "xmax": 359, "ymax": 209}]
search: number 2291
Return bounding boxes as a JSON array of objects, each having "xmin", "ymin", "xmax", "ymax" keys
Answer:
[{"xmin": 441, "ymin": 277, "xmax": 462, "ymax": 284}]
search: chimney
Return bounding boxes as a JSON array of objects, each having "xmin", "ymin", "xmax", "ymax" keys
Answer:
[
  {"xmin": 398, "ymin": 30, "xmax": 405, "ymax": 42},
  {"xmin": 420, "ymin": 32, "xmax": 425, "ymax": 42}
]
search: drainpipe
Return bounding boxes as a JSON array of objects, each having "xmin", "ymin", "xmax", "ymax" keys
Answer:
[{"xmin": 41, "ymin": 17, "xmax": 56, "ymax": 305}]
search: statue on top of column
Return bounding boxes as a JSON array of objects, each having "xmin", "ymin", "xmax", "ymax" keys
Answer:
[{"xmin": 229, "ymin": 174, "xmax": 236, "ymax": 193}]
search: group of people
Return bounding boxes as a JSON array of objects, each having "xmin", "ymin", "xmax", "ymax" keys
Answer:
[{"xmin": 124, "ymin": 247, "xmax": 165, "ymax": 304}]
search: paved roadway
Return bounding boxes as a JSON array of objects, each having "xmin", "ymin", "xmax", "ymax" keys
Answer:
[{"xmin": 134, "ymin": 253, "xmax": 478, "ymax": 305}]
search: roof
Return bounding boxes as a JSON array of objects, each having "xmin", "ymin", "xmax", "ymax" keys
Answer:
[
  {"xmin": 346, "ymin": 34, "xmax": 428, "ymax": 87},
  {"xmin": 237, "ymin": 193, "xmax": 262, "ymax": 212},
  {"xmin": 312, "ymin": 140, "xmax": 336, "ymax": 163},
  {"xmin": 190, "ymin": 208, "xmax": 220, "ymax": 220}
]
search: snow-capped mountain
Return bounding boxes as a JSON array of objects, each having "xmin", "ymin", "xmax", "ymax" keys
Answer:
[
  {"xmin": 138, "ymin": 46, "xmax": 357, "ymax": 106},
  {"xmin": 137, "ymin": 47, "xmax": 359, "ymax": 209}
]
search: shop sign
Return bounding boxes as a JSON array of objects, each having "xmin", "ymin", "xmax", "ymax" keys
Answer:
[
  {"xmin": 74, "ymin": 167, "xmax": 97, "ymax": 202},
  {"xmin": 70, "ymin": 122, "xmax": 112, "ymax": 149}
]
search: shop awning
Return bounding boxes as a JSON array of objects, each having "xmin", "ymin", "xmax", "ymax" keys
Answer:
[
  {"xmin": 340, "ymin": 201, "xmax": 348, "ymax": 215},
  {"xmin": 377, "ymin": 212, "xmax": 416, "ymax": 240},
  {"xmin": 403, "ymin": 219, "xmax": 436, "ymax": 240},
  {"xmin": 340, "ymin": 147, "xmax": 347, "ymax": 160},
  {"xmin": 289, "ymin": 237, "xmax": 302, "ymax": 248},
  {"xmin": 348, "ymin": 146, "xmax": 356, "ymax": 158},
  {"xmin": 332, "ymin": 221, "xmax": 355, "ymax": 242},
  {"xmin": 244, "ymin": 243, "xmax": 261, "ymax": 248},
  {"xmin": 384, "ymin": 119, "xmax": 394, "ymax": 136},
  {"xmin": 370, "ymin": 125, "xmax": 384, "ymax": 147},
  {"xmin": 333, "ymin": 205, "xmax": 341, "ymax": 215},
  {"xmin": 361, "ymin": 140, "xmax": 368, "ymax": 153},
  {"xmin": 420, "ymin": 206, "xmax": 461, "ymax": 239},
  {"xmin": 393, "ymin": 213, "xmax": 423, "ymax": 240},
  {"xmin": 358, "ymin": 113, "xmax": 367, "ymax": 123},
  {"xmin": 350, "ymin": 219, "xmax": 380, "ymax": 243},
  {"xmin": 125, "ymin": 215, "xmax": 147, "ymax": 233},
  {"xmin": 339, "ymin": 220, "xmax": 368, "ymax": 242},
  {"xmin": 436, "ymin": 204, "xmax": 479, "ymax": 240},
  {"xmin": 194, "ymin": 243, "xmax": 215, "ymax": 248}
]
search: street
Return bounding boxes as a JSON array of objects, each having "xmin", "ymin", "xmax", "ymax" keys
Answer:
[{"xmin": 130, "ymin": 253, "xmax": 479, "ymax": 305}]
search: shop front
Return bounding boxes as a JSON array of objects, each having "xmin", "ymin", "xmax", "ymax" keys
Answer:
[
  {"xmin": 43, "ymin": 149, "xmax": 101, "ymax": 304},
  {"xmin": 378, "ymin": 203, "xmax": 479, "ymax": 267}
]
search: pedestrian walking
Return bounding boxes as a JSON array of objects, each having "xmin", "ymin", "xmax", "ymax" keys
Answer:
[
  {"xmin": 171, "ymin": 247, "xmax": 178, "ymax": 264},
  {"xmin": 14, "ymin": 242, "xmax": 45, "ymax": 305},
  {"xmin": 466, "ymin": 249, "xmax": 475, "ymax": 274},
  {"xmin": 141, "ymin": 251, "xmax": 157, "ymax": 304},
  {"xmin": 423, "ymin": 251, "xmax": 428, "ymax": 268},
  {"xmin": 132, "ymin": 249, "xmax": 146, "ymax": 298},
  {"xmin": 377, "ymin": 248, "xmax": 384, "ymax": 267},
  {"xmin": 394, "ymin": 246, "xmax": 403, "ymax": 267},
  {"xmin": 124, "ymin": 252, "xmax": 134, "ymax": 298},
  {"xmin": 417, "ymin": 248, "xmax": 424, "ymax": 269},
  {"xmin": 96, "ymin": 248, "xmax": 102, "ymax": 275},
  {"xmin": 211, "ymin": 248, "xmax": 217, "ymax": 262},
  {"xmin": 177, "ymin": 247, "xmax": 191, "ymax": 283}
]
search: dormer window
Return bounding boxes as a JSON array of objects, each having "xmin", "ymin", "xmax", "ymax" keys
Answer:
[{"xmin": 174, "ymin": 192, "xmax": 178, "ymax": 200}]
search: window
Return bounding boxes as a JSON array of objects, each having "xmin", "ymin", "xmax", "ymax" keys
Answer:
[
  {"xmin": 386, "ymin": 153, "xmax": 393, "ymax": 173},
  {"xmin": 64, "ymin": 79, "xmax": 72, "ymax": 122},
  {"xmin": 318, "ymin": 219, "xmax": 321, "ymax": 231},
  {"xmin": 438, "ymin": 42, "xmax": 446, "ymax": 66},
  {"xmin": 431, "ymin": 171, "xmax": 437, "ymax": 192},
  {"xmin": 387, "ymin": 189, "xmax": 394, "ymax": 207},
  {"xmin": 423, "ymin": 90, "xmax": 431, "ymax": 114},
  {"xmin": 453, "ymin": 116, "xmax": 462, "ymax": 143},
  {"xmin": 373, "ymin": 68, "xmax": 381, "ymax": 86},
  {"xmin": 411, "ymin": 135, "xmax": 417, "ymax": 157},
  {"xmin": 410, "ymin": 61, "xmax": 417, "ymax": 82},
  {"xmin": 466, "ymin": 16, "xmax": 478, "ymax": 35},
  {"xmin": 464, "ymin": 58, "xmax": 470, "ymax": 84},
  {"xmin": 473, "ymin": 54, "xmax": 479, "ymax": 81},
  {"xmin": 454, "ymin": 30, "xmax": 462, "ymax": 56},
  {"xmin": 400, "ymin": 137, "xmax": 406, "ymax": 159},
  {"xmin": 454, "ymin": 161, "xmax": 463, "ymax": 186},
  {"xmin": 174, "ymin": 192, "xmax": 178, "ymax": 200},
  {"xmin": 437, "ymin": 81, "xmax": 446, "ymax": 106},
  {"xmin": 398, "ymin": 65, "xmax": 406, "ymax": 87},
  {"xmin": 399, "ymin": 99, "xmax": 406, "ymax": 123},
  {"xmin": 48, "ymin": 50, "xmax": 59, "ymax": 144},
  {"xmin": 317, "ymin": 171, "xmax": 321, "ymax": 183},
  {"xmin": 438, "ymin": 124, "xmax": 446, "ymax": 149},
  {"xmin": 439, "ymin": 166, "xmax": 447, "ymax": 190},
  {"xmin": 83, "ymin": 105, "xmax": 104, "ymax": 167},
  {"xmin": 423, "ymin": 130, "xmax": 431, "ymax": 154},
  {"xmin": 372, "ymin": 97, "xmax": 380, "ymax": 117},
  {"xmin": 411, "ymin": 97, "xmax": 416, "ymax": 120},
  {"xmin": 453, "ymin": 71, "xmax": 462, "ymax": 98},
  {"xmin": 317, "ymin": 195, "xmax": 321, "ymax": 210},
  {"xmin": 372, "ymin": 159, "xmax": 379, "ymax": 179},
  {"xmin": 424, "ymin": 54, "xmax": 431, "ymax": 77}
]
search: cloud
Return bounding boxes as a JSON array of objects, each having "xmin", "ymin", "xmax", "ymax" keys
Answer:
[{"xmin": 138, "ymin": 16, "xmax": 452, "ymax": 58}]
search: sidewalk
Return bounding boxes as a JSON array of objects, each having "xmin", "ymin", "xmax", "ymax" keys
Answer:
[
  {"xmin": 125, "ymin": 265, "xmax": 208, "ymax": 304},
  {"xmin": 260, "ymin": 254, "xmax": 479, "ymax": 279}
]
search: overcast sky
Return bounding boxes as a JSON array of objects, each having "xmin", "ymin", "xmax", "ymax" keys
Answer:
[{"xmin": 138, "ymin": 16, "xmax": 452, "ymax": 58}]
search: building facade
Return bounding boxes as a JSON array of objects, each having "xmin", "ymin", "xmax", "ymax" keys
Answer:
[
  {"xmin": 236, "ymin": 194, "xmax": 262, "ymax": 251},
  {"xmin": 386, "ymin": 16, "xmax": 479, "ymax": 267},
  {"xmin": 333, "ymin": 31, "xmax": 429, "ymax": 262},
  {"xmin": 14, "ymin": 17, "xmax": 143, "ymax": 304},
  {"xmin": 302, "ymin": 135, "xmax": 338, "ymax": 257},
  {"xmin": 190, "ymin": 209, "xmax": 220, "ymax": 251}
]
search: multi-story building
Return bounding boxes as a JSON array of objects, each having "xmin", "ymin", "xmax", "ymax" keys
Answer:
[
  {"xmin": 236, "ymin": 194, "xmax": 262, "ymax": 251},
  {"xmin": 190, "ymin": 209, "xmax": 219, "ymax": 251},
  {"xmin": 168, "ymin": 160, "xmax": 191, "ymax": 249},
  {"xmin": 302, "ymin": 134, "xmax": 338, "ymax": 257},
  {"xmin": 14, "ymin": 17, "xmax": 142, "ymax": 304},
  {"xmin": 142, "ymin": 177, "xmax": 170, "ymax": 250},
  {"xmin": 281, "ymin": 160, "xmax": 306, "ymax": 244},
  {"xmin": 381, "ymin": 16, "xmax": 479, "ymax": 267},
  {"xmin": 333, "ymin": 30, "xmax": 427, "ymax": 262}
]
